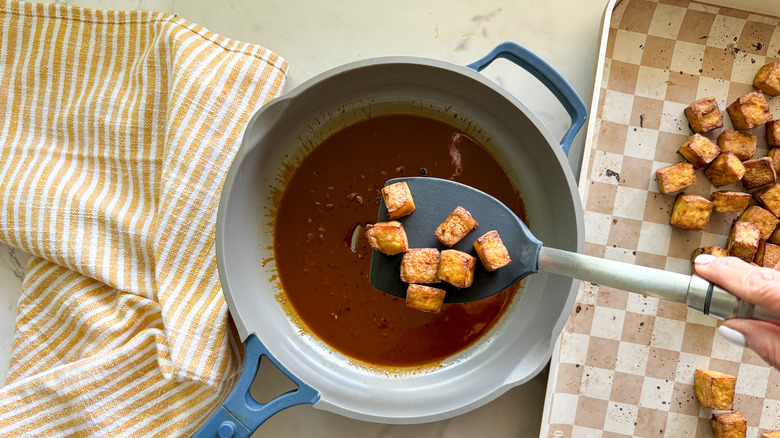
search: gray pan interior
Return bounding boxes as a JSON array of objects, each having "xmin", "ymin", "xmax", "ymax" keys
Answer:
[{"xmin": 216, "ymin": 57, "xmax": 585, "ymax": 423}]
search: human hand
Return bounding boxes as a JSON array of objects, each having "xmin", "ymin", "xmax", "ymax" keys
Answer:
[{"xmin": 694, "ymin": 254, "xmax": 780, "ymax": 371}]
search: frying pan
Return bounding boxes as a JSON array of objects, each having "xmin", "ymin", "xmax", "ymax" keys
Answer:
[{"xmin": 195, "ymin": 42, "xmax": 587, "ymax": 437}]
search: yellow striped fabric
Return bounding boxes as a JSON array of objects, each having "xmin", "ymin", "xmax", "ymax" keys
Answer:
[{"xmin": 0, "ymin": 1, "xmax": 287, "ymax": 436}]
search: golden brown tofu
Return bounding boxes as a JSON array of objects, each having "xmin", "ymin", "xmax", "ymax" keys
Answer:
[
  {"xmin": 717, "ymin": 130, "xmax": 757, "ymax": 161},
  {"xmin": 671, "ymin": 193, "xmax": 713, "ymax": 231},
  {"xmin": 656, "ymin": 162, "xmax": 696, "ymax": 194},
  {"xmin": 365, "ymin": 221, "xmax": 409, "ymax": 255},
  {"xmin": 694, "ymin": 369, "xmax": 737, "ymax": 410},
  {"xmin": 679, "ymin": 133, "xmax": 721, "ymax": 168},
  {"xmin": 710, "ymin": 191, "xmax": 752, "ymax": 213},
  {"xmin": 727, "ymin": 90, "xmax": 773, "ymax": 130},
  {"xmin": 438, "ymin": 249, "xmax": 476, "ymax": 288},
  {"xmin": 400, "ymin": 248, "xmax": 440, "ymax": 284},
  {"xmin": 473, "ymin": 230, "xmax": 512, "ymax": 271},
  {"xmin": 739, "ymin": 205, "xmax": 780, "ymax": 241},
  {"xmin": 684, "ymin": 97, "xmax": 724, "ymax": 133},
  {"xmin": 754, "ymin": 62, "xmax": 780, "ymax": 97},
  {"xmin": 768, "ymin": 147, "xmax": 780, "ymax": 175},
  {"xmin": 381, "ymin": 181, "xmax": 416, "ymax": 219},
  {"xmin": 690, "ymin": 246, "xmax": 729, "ymax": 265},
  {"xmin": 742, "ymin": 157, "xmax": 777, "ymax": 190},
  {"xmin": 762, "ymin": 431, "xmax": 780, "ymax": 438},
  {"xmin": 434, "ymin": 206, "xmax": 478, "ymax": 247},
  {"xmin": 405, "ymin": 284, "xmax": 446, "ymax": 313},
  {"xmin": 768, "ymin": 225, "xmax": 780, "ymax": 245},
  {"xmin": 711, "ymin": 412, "xmax": 747, "ymax": 438},
  {"xmin": 755, "ymin": 242, "xmax": 780, "ymax": 268},
  {"xmin": 728, "ymin": 221, "xmax": 761, "ymax": 262},
  {"xmin": 705, "ymin": 152, "xmax": 746, "ymax": 188},
  {"xmin": 754, "ymin": 183, "xmax": 780, "ymax": 217},
  {"xmin": 768, "ymin": 120, "xmax": 780, "ymax": 148}
]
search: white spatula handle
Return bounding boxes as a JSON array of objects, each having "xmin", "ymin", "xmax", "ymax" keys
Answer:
[{"xmin": 538, "ymin": 246, "xmax": 780, "ymax": 323}]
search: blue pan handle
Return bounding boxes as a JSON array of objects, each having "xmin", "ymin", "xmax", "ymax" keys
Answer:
[
  {"xmin": 193, "ymin": 334, "xmax": 320, "ymax": 438},
  {"xmin": 467, "ymin": 41, "xmax": 587, "ymax": 157}
]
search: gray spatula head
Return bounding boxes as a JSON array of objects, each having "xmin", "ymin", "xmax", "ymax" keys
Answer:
[{"xmin": 368, "ymin": 177, "xmax": 542, "ymax": 303}]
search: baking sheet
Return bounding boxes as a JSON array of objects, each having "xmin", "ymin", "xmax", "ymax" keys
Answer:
[{"xmin": 542, "ymin": 0, "xmax": 780, "ymax": 436}]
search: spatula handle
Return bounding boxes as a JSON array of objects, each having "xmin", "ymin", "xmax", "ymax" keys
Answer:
[
  {"xmin": 538, "ymin": 247, "xmax": 780, "ymax": 323},
  {"xmin": 687, "ymin": 274, "xmax": 780, "ymax": 323}
]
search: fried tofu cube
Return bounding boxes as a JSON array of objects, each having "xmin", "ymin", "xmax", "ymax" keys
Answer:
[
  {"xmin": 742, "ymin": 157, "xmax": 777, "ymax": 190},
  {"xmin": 685, "ymin": 97, "xmax": 724, "ymax": 133},
  {"xmin": 438, "ymin": 249, "xmax": 476, "ymax": 288},
  {"xmin": 710, "ymin": 191, "xmax": 752, "ymax": 213},
  {"xmin": 768, "ymin": 225, "xmax": 780, "ymax": 245},
  {"xmin": 381, "ymin": 181, "xmax": 415, "ymax": 219},
  {"xmin": 727, "ymin": 90, "xmax": 773, "ymax": 130},
  {"xmin": 754, "ymin": 62, "xmax": 780, "ymax": 97},
  {"xmin": 728, "ymin": 221, "xmax": 761, "ymax": 262},
  {"xmin": 705, "ymin": 152, "xmax": 746, "ymax": 188},
  {"xmin": 365, "ymin": 221, "xmax": 409, "ymax": 255},
  {"xmin": 670, "ymin": 194, "xmax": 713, "ymax": 231},
  {"xmin": 434, "ymin": 206, "xmax": 478, "ymax": 247},
  {"xmin": 711, "ymin": 412, "xmax": 747, "ymax": 438},
  {"xmin": 768, "ymin": 120, "xmax": 780, "ymax": 148},
  {"xmin": 754, "ymin": 183, "xmax": 780, "ymax": 217},
  {"xmin": 679, "ymin": 133, "xmax": 721, "ymax": 168},
  {"xmin": 656, "ymin": 162, "xmax": 696, "ymax": 194},
  {"xmin": 400, "ymin": 248, "xmax": 440, "ymax": 284},
  {"xmin": 405, "ymin": 284, "xmax": 446, "ymax": 313},
  {"xmin": 755, "ymin": 242, "xmax": 780, "ymax": 268},
  {"xmin": 694, "ymin": 369, "xmax": 737, "ymax": 410},
  {"xmin": 768, "ymin": 147, "xmax": 780, "ymax": 176},
  {"xmin": 717, "ymin": 130, "xmax": 757, "ymax": 161},
  {"xmin": 738, "ymin": 205, "xmax": 780, "ymax": 241},
  {"xmin": 473, "ymin": 230, "xmax": 512, "ymax": 271},
  {"xmin": 691, "ymin": 246, "xmax": 729, "ymax": 264}
]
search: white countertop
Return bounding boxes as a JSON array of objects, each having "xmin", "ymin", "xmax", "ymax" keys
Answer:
[{"xmin": 0, "ymin": 0, "xmax": 608, "ymax": 436}]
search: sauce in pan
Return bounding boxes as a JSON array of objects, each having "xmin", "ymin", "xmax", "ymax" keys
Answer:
[{"xmin": 274, "ymin": 114, "xmax": 527, "ymax": 367}]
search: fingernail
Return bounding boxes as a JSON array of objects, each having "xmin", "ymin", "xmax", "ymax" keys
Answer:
[
  {"xmin": 718, "ymin": 325, "xmax": 747, "ymax": 348},
  {"xmin": 694, "ymin": 254, "xmax": 716, "ymax": 265}
]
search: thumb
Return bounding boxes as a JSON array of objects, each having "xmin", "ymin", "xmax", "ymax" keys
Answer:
[
  {"xmin": 721, "ymin": 319, "xmax": 780, "ymax": 369},
  {"xmin": 696, "ymin": 255, "xmax": 780, "ymax": 371}
]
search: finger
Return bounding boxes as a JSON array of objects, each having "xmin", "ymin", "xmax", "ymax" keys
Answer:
[
  {"xmin": 694, "ymin": 255, "xmax": 780, "ymax": 315},
  {"xmin": 723, "ymin": 319, "xmax": 780, "ymax": 370}
]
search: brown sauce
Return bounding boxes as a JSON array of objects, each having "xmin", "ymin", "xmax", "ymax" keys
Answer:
[{"xmin": 274, "ymin": 114, "xmax": 527, "ymax": 367}]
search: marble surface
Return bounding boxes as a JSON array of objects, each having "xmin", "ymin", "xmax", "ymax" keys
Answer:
[{"xmin": 0, "ymin": 0, "xmax": 609, "ymax": 436}]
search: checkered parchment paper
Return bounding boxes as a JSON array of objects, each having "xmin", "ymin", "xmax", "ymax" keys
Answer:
[{"xmin": 542, "ymin": 0, "xmax": 780, "ymax": 436}]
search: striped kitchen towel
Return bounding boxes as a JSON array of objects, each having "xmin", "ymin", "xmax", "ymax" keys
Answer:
[{"xmin": 0, "ymin": 1, "xmax": 287, "ymax": 436}]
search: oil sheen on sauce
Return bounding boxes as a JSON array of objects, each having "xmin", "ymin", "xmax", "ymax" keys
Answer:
[{"xmin": 274, "ymin": 114, "xmax": 527, "ymax": 367}]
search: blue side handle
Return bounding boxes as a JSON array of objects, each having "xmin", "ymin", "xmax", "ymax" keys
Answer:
[
  {"xmin": 467, "ymin": 41, "xmax": 587, "ymax": 157},
  {"xmin": 194, "ymin": 334, "xmax": 320, "ymax": 438}
]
